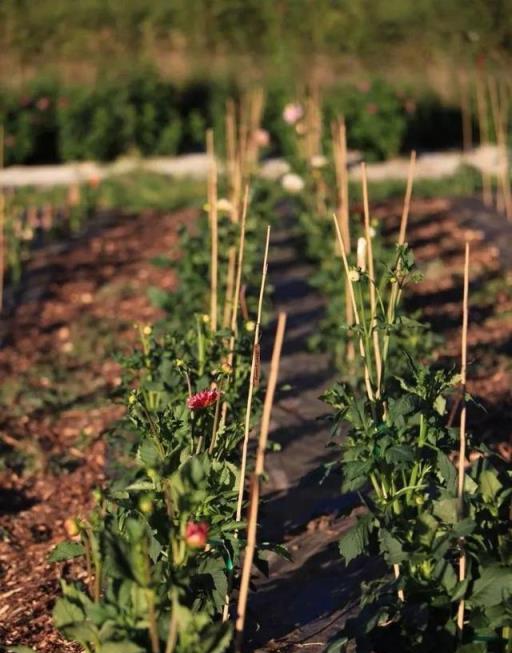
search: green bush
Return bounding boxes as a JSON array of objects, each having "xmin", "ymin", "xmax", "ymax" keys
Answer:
[{"xmin": 0, "ymin": 70, "xmax": 465, "ymax": 166}]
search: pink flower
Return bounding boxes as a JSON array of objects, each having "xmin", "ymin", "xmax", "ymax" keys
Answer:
[
  {"xmin": 357, "ymin": 80, "xmax": 371, "ymax": 93},
  {"xmin": 366, "ymin": 103, "xmax": 378, "ymax": 115},
  {"xmin": 253, "ymin": 128, "xmax": 270, "ymax": 147},
  {"xmin": 283, "ymin": 103, "xmax": 303, "ymax": 125},
  {"xmin": 404, "ymin": 99, "xmax": 416, "ymax": 114},
  {"xmin": 185, "ymin": 521, "xmax": 209, "ymax": 549},
  {"xmin": 36, "ymin": 97, "xmax": 50, "ymax": 111},
  {"xmin": 186, "ymin": 388, "xmax": 219, "ymax": 411}
]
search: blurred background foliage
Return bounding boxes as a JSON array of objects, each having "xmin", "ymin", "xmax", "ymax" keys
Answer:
[{"xmin": 0, "ymin": 0, "xmax": 510, "ymax": 164}]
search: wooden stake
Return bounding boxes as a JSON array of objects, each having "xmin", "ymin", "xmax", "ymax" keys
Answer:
[
  {"xmin": 475, "ymin": 72, "xmax": 493, "ymax": 206},
  {"xmin": 223, "ymin": 247, "xmax": 237, "ymax": 328},
  {"xmin": 235, "ymin": 312, "xmax": 287, "ymax": 650},
  {"xmin": 458, "ymin": 70, "xmax": 473, "ymax": 152},
  {"xmin": 361, "ymin": 162, "xmax": 382, "ymax": 394},
  {"xmin": 332, "ymin": 214, "xmax": 374, "ymax": 402},
  {"xmin": 213, "ymin": 188, "xmax": 250, "ymax": 453},
  {"xmin": 236, "ymin": 226, "xmax": 271, "ymax": 523},
  {"xmin": 207, "ymin": 129, "xmax": 218, "ymax": 331},
  {"xmin": 383, "ymin": 151, "xmax": 416, "ymax": 365},
  {"xmin": 457, "ymin": 242, "xmax": 470, "ymax": 635},
  {"xmin": 332, "ymin": 118, "xmax": 354, "ymax": 362},
  {"xmin": 398, "ymin": 150, "xmax": 417, "ymax": 246}
]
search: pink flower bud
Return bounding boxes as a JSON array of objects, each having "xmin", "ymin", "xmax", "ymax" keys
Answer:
[{"xmin": 185, "ymin": 521, "xmax": 208, "ymax": 549}]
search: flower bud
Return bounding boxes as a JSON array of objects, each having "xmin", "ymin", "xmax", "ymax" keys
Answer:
[
  {"xmin": 348, "ymin": 268, "xmax": 360, "ymax": 283},
  {"xmin": 185, "ymin": 521, "xmax": 209, "ymax": 549},
  {"xmin": 64, "ymin": 517, "xmax": 80, "ymax": 538}
]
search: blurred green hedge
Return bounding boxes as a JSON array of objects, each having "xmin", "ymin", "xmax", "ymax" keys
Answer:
[{"xmin": 0, "ymin": 68, "xmax": 465, "ymax": 165}]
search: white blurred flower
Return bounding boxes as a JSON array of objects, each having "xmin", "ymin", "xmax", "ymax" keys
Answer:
[
  {"xmin": 357, "ymin": 237, "xmax": 367, "ymax": 271},
  {"xmin": 348, "ymin": 268, "xmax": 360, "ymax": 282},
  {"xmin": 310, "ymin": 155, "xmax": 328, "ymax": 169},
  {"xmin": 281, "ymin": 173, "xmax": 305, "ymax": 194},
  {"xmin": 369, "ymin": 226, "xmax": 376, "ymax": 238},
  {"xmin": 216, "ymin": 198, "xmax": 234, "ymax": 213},
  {"xmin": 283, "ymin": 103, "xmax": 303, "ymax": 125}
]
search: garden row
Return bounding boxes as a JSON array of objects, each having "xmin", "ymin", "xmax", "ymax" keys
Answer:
[{"xmin": 9, "ymin": 93, "xmax": 512, "ymax": 653}]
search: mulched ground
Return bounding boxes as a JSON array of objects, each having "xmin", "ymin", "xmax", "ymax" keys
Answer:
[
  {"xmin": 0, "ymin": 208, "xmax": 194, "ymax": 651},
  {"xmin": 1, "ymin": 195, "xmax": 511, "ymax": 653},
  {"xmin": 249, "ymin": 196, "xmax": 512, "ymax": 652}
]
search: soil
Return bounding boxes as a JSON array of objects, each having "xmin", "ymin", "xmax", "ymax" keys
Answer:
[
  {"xmin": 0, "ymin": 208, "xmax": 192, "ymax": 651},
  {"xmin": 245, "ymin": 196, "xmax": 512, "ymax": 651},
  {"xmin": 1, "ymin": 195, "xmax": 511, "ymax": 652}
]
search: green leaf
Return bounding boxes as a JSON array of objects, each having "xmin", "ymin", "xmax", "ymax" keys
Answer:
[
  {"xmin": 433, "ymin": 498, "xmax": 458, "ymax": 524},
  {"xmin": 471, "ymin": 565, "xmax": 512, "ymax": 608},
  {"xmin": 437, "ymin": 451, "xmax": 457, "ymax": 494},
  {"xmin": 456, "ymin": 645, "xmax": 486, "ymax": 653},
  {"xmin": 136, "ymin": 439, "xmax": 161, "ymax": 468},
  {"xmin": 53, "ymin": 597, "xmax": 85, "ymax": 627},
  {"xmin": 479, "ymin": 470, "xmax": 502, "ymax": 502},
  {"xmin": 48, "ymin": 540, "xmax": 85, "ymax": 562},
  {"xmin": 379, "ymin": 529, "xmax": 406, "ymax": 564},
  {"xmin": 339, "ymin": 514, "xmax": 372, "ymax": 564},
  {"xmin": 416, "ymin": 511, "xmax": 439, "ymax": 548},
  {"xmin": 8, "ymin": 647, "xmax": 37, "ymax": 653},
  {"xmin": 99, "ymin": 643, "xmax": 145, "ymax": 653}
]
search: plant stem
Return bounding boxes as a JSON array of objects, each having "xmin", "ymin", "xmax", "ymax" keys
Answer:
[{"xmin": 165, "ymin": 591, "xmax": 179, "ymax": 653}]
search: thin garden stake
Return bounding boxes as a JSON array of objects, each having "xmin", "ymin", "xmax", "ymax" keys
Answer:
[
  {"xmin": 223, "ymin": 247, "xmax": 237, "ymax": 328},
  {"xmin": 361, "ymin": 162, "xmax": 382, "ymax": 394},
  {"xmin": 475, "ymin": 72, "xmax": 493, "ymax": 206},
  {"xmin": 383, "ymin": 150, "xmax": 416, "ymax": 365},
  {"xmin": 398, "ymin": 150, "xmax": 417, "ymax": 246},
  {"xmin": 215, "ymin": 187, "xmax": 250, "ymax": 443},
  {"xmin": 457, "ymin": 242, "xmax": 470, "ymax": 635},
  {"xmin": 236, "ymin": 225, "xmax": 271, "ymax": 523},
  {"xmin": 332, "ymin": 214, "xmax": 374, "ymax": 402},
  {"xmin": 235, "ymin": 312, "xmax": 287, "ymax": 651},
  {"xmin": 332, "ymin": 118, "xmax": 354, "ymax": 362},
  {"xmin": 207, "ymin": 129, "xmax": 218, "ymax": 331}
]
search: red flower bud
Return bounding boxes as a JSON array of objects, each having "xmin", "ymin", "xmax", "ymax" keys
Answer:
[{"xmin": 185, "ymin": 521, "xmax": 208, "ymax": 549}]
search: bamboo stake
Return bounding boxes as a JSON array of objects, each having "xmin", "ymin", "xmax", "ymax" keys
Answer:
[
  {"xmin": 458, "ymin": 70, "xmax": 473, "ymax": 152},
  {"xmin": 213, "ymin": 188, "xmax": 249, "ymax": 453},
  {"xmin": 457, "ymin": 242, "xmax": 470, "ymax": 635},
  {"xmin": 207, "ymin": 129, "xmax": 218, "ymax": 331},
  {"xmin": 332, "ymin": 119, "xmax": 354, "ymax": 362},
  {"xmin": 223, "ymin": 247, "xmax": 237, "ymax": 328},
  {"xmin": 235, "ymin": 312, "xmax": 287, "ymax": 650},
  {"xmin": 398, "ymin": 150, "xmax": 417, "ymax": 247},
  {"xmin": 223, "ymin": 225, "xmax": 270, "ymax": 625},
  {"xmin": 382, "ymin": 151, "xmax": 416, "ymax": 365},
  {"xmin": 236, "ymin": 226, "xmax": 271, "ymax": 523},
  {"xmin": 475, "ymin": 73, "xmax": 493, "ymax": 206},
  {"xmin": 361, "ymin": 163, "xmax": 382, "ymax": 394},
  {"xmin": 331, "ymin": 214, "xmax": 374, "ymax": 401},
  {"xmin": 230, "ymin": 185, "xmax": 250, "ymax": 335}
]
